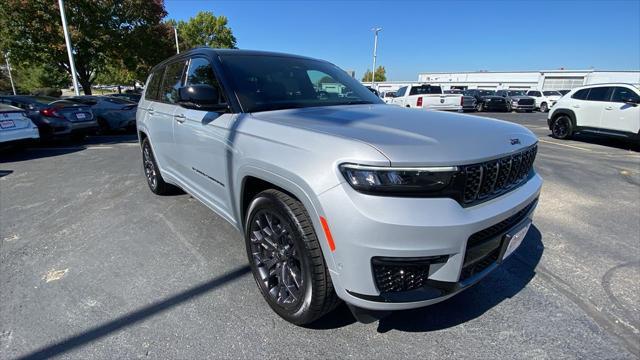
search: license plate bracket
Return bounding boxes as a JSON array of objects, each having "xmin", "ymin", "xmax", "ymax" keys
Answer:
[{"xmin": 500, "ymin": 219, "xmax": 531, "ymax": 261}]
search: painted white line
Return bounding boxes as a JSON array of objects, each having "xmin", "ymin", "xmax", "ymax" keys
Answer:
[{"xmin": 538, "ymin": 138, "xmax": 593, "ymax": 151}]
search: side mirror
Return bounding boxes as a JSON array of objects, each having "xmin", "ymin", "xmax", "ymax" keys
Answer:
[
  {"xmin": 623, "ymin": 98, "xmax": 639, "ymax": 106},
  {"xmin": 178, "ymin": 85, "xmax": 228, "ymax": 112}
]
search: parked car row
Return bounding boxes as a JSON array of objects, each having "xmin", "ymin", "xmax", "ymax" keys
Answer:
[
  {"xmin": 0, "ymin": 94, "xmax": 139, "ymax": 148},
  {"xmin": 381, "ymin": 85, "xmax": 569, "ymax": 113}
]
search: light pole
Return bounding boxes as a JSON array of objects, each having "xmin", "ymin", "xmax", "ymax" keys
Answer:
[
  {"xmin": 370, "ymin": 26, "xmax": 382, "ymax": 87},
  {"xmin": 58, "ymin": 0, "xmax": 80, "ymax": 95},
  {"xmin": 174, "ymin": 27, "xmax": 180, "ymax": 54},
  {"xmin": 3, "ymin": 52, "xmax": 16, "ymax": 95}
]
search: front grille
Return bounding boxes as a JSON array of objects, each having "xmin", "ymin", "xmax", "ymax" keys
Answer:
[
  {"xmin": 459, "ymin": 199, "xmax": 537, "ymax": 281},
  {"xmin": 517, "ymin": 98, "xmax": 534, "ymax": 106},
  {"xmin": 462, "ymin": 145, "xmax": 537, "ymax": 205},
  {"xmin": 372, "ymin": 256, "xmax": 448, "ymax": 293}
]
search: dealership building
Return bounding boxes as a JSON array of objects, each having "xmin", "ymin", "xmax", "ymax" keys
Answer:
[{"xmin": 368, "ymin": 69, "xmax": 640, "ymax": 94}]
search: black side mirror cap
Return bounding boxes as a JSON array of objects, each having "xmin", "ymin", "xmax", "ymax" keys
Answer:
[{"xmin": 178, "ymin": 85, "xmax": 228, "ymax": 112}]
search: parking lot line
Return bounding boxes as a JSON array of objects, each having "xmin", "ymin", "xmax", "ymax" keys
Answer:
[{"xmin": 538, "ymin": 138, "xmax": 593, "ymax": 152}]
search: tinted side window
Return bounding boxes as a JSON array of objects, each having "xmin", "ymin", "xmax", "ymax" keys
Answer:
[
  {"xmin": 396, "ymin": 87, "xmax": 407, "ymax": 97},
  {"xmin": 145, "ymin": 70, "xmax": 164, "ymax": 101},
  {"xmin": 572, "ymin": 89, "xmax": 589, "ymax": 100},
  {"xmin": 185, "ymin": 57, "xmax": 227, "ymax": 104},
  {"xmin": 528, "ymin": 91, "xmax": 541, "ymax": 97},
  {"xmin": 610, "ymin": 87, "xmax": 640, "ymax": 103},
  {"xmin": 160, "ymin": 60, "xmax": 187, "ymax": 104},
  {"xmin": 585, "ymin": 87, "xmax": 613, "ymax": 101}
]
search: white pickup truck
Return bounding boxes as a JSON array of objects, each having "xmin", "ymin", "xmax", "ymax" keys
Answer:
[{"xmin": 389, "ymin": 84, "xmax": 464, "ymax": 111}]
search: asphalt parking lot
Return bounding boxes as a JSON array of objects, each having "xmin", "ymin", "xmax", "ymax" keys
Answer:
[{"xmin": 1, "ymin": 111, "xmax": 639, "ymax": 359}]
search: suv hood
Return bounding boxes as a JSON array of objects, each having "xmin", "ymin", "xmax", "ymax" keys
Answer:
[
  {"xmin": 251, "ymin": 104, "xmax": 537, "ymax": 166},
  {"xmin": 510, "ymin": 95, "xmax": 533, "ymax": 100}
]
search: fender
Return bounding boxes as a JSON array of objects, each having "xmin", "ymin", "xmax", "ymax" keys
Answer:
[{"xmin": 235, "ymin": 164, "xmax": 340, "ymax": 271}]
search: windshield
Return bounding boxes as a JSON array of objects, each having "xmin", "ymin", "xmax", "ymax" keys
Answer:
[
  {"xmin": 478, "ymin": 90, "xmax": 495, "ymax": 96},
  {"xmin": 543, "ymin": 91, "xmax": 561, "ymax": 96},
  {"xmin": 220, "ymin": 55, "xmax": 383, "ymax": 112},
  {"xmin": 508, "ymin": 91, "xmax": 525, "ymax": 96}
]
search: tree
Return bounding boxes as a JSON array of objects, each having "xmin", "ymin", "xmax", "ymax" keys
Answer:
[
  {"xmin": 361, "ymin": 66, "xmax": 387, "ymax": 82},
  {"xmin": 0, "ymin": 0, "xmax": 174, "ymax": 94},
  {"xmin": 168, "ymin": 11, "xmax": 237, "ymax": 51}
]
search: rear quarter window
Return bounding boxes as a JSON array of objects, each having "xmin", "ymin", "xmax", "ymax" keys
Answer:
[
  {"xmin": 145, "ymin": 69, "xmax": 164, "ymax": 101},
  {"xmin": 571, "ymin": 89, "xmax": 589, "ymax": 100}
]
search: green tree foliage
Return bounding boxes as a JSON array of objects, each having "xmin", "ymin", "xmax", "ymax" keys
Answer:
[
  {"xmin": 168, "ymin": 11, "xmax": 237, "ymax": 51},
  {"xmin": 0, "ymin": 0, "xmax": 174, "ymax": 94},
  {"xmin": 361, "ymin": 66, "xmax": 387, "ymax": 82}
]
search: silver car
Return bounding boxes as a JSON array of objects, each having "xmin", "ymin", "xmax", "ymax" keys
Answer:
[{"xmin": 137, "ymin": 49, "xmax": 542, "ymax": 325}]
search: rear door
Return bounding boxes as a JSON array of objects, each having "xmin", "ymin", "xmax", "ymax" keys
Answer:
[
  {"xmin": 600, "ymin": 86, "xmax": 640, "ymax": 134},
  {"xmin": 580, "ymin": 86, "xmax": 613, "ymax": 130},
  {"xmin": 172, "ymin": 56, "xmax": 235, "ymax": 219}
]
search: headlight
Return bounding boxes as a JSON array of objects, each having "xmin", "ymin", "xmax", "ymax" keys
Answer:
[
  {"xmin": 339, "ymin": 164, "xmax": 458, "ymax": 195},
  {"xmin": 511, "ymin": 99, "xmax": 518, "ymax": 104}
]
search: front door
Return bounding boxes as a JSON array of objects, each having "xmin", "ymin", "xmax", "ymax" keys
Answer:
[{"xmin": 600, "ymin": 86, "xmax": 640, "ymax": 134}]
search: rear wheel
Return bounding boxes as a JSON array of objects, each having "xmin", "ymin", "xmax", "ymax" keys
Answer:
[
  {"xmin": 141, "ymin": 138, "xmax": 173, "ymax": 195},
  {"xmin": 540, "ymin": 102, "xmax": 548, "ymax": 113},
  {"xmin": 245, "ymin": 189, "xmax": 339, "ymax": 325},
  {"xmin": 551, "ymin": 115, "xmax": 573, "ymax": 139}
]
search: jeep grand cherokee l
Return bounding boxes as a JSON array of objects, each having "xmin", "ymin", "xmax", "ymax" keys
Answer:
[{"xmin": 137, "ymin": 49, "xmax": 542, "ymax": 325}]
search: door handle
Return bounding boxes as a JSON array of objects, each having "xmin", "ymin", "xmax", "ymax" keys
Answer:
[
  {"xmin": 572, "ymin": 105, "xmax": 580, "ymax": 108},
  {"xmin": 174, "ymin": 114, "xmax": 186, "ymax": 123},
  {"xmin": 604, "ymin": 106, "xmax": 613, "ymax": 110},
  {"xmin": 148, "ymin": 109, "xmax": 155, "ymax": 114}
]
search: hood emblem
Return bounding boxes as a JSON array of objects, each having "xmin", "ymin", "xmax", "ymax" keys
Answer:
[{"xmin": 510, "ymin": 138, "xmax": 521, "ymax": 145}]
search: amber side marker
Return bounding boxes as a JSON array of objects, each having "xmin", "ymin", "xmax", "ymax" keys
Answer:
[{"xmin": 319, "ymin": 216, "xmax": 336, "ymax": 252}]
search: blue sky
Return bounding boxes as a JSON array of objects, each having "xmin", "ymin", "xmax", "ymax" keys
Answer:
[{"xmin": 165, "ymin": 0, "xmax": 640, "ymax": 81}]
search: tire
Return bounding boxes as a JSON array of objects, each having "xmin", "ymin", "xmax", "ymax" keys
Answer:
[
  {"xmin": 476, "ymin": 102, "xmax": 484, "ymax": 112},
  {"xmin": 506, "ymin": 103, "xmax": 512, "ymax": 112},
  {"xmin": 551, "ymin": 115, "xmax": 573, "ymax": 139},
  {"xmin": 245, "ymin": 189, "xmax": 340, "ymax": 325},
  {"xmin": 141, "ymin": 137, "xmax": 173, "ymax": 195},
  {"xmin": 540, "ymin": 102, "xmax": 548, "ymax": 113}
]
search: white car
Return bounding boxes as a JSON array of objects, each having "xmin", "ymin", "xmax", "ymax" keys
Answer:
[
  {"xmin": 525, "ymin": 90, "xmax": 563, "ymax": 112},
  {"xmin": 0, "ymin": 104, "xmax": 39, "ymax": 147},
  {"xmin": 547, "ymin": 83, "xmax": 640, "ymax": 141},
  {"xmin": 389, "ymin": 84, "xmax": 464, "ymax": 111}
]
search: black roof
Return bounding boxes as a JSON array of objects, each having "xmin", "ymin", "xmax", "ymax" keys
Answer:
[{"xmin": 151, "ymin": 48, "xmax": 323, "ymax": 73}]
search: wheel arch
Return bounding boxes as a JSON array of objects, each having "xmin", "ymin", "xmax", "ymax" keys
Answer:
[
  {"xmin": 551, "ymin": 109, "xmax": 577, "ymax": 128},
  {"xmin": 236, "ymin": 167, "xmax": 338, "ymax": 271}
]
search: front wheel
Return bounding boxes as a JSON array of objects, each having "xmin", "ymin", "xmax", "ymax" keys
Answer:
[
  {"xmin": 476, "ymin": 102, "xmax": 484, "ymax": 112},
  {"xmin": 551, "ymin": 115, "xmax": 573, "ymax": 139},
  {"xmin": 540, "ymin": 102, "xmax": 548, "ymax": 113},
  {"xmin": 245, "ymin": 189, "xmax": 339, "ymax": 325}
]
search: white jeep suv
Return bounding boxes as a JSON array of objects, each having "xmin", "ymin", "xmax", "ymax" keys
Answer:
[{"xmin": 548, "ymin": 83, "xmax": 640, "ymax": 141}]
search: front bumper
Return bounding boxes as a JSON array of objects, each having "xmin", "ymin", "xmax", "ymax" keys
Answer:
[
  {"xmin": 512, "ymin": 103, "xmax": 535, "ymax": 111},
  {"xmin": 318, "ymin": 173, "xmax": 542, "ymax": 310}
]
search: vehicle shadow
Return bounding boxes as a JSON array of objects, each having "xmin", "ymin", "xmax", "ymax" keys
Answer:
[
  {"xmin": 375, "ymin": 226, "xmax": 544, "ymax": 333},
  {"xmin": 15, "ymin": 265, "xmax": 251, "ymax": 360},
  {"xmin": 552, "ymin": 134, "xmax": 640, "ymax": 152}
]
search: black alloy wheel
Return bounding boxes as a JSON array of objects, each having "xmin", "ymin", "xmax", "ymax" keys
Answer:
[
  {"xmin": 245, "ymin": 189, "xmax": 340, "ymax": 325},
  {"xmin": 551, "ymin": 115, "xmax": 573, "ymax": 139},
  {"xmin": 249, "ymin": 209, "xmax": 304, "ymax": 309}
]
